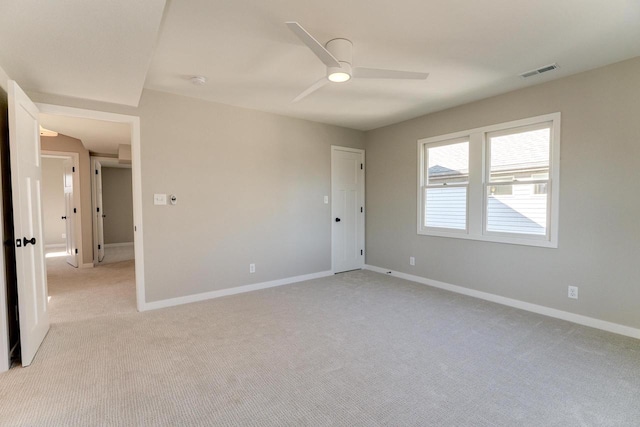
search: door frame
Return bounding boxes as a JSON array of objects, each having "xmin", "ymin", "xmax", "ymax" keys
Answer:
[
  {"xmin": 35, "ymin": 103, "xmax": 146, "ymax": 312},
  {"xmin": 330, "ymin": 145, "xmax": 365, "ymax": 273},
  {"xmin": 41, "ymin": 151, "xmax": 82, "ymax": 266},
  {"xmin": 91, "ymin": 156, "xmax": 132, "ymax": 265}
]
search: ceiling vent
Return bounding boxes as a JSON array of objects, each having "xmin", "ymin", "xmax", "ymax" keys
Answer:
[{"xmin": 520, "ymin": 63, "xmax": 559, "ymax": 78}]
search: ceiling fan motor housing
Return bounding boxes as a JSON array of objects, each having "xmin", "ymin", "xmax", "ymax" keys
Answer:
[{"xmin": 326, "ymin": 38, "xmax": 353, "ymax": 77}]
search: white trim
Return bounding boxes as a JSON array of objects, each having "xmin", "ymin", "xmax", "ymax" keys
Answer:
[
  {"xmin": 364, "ymin": 265, "xmax": 640, "ymax": 340},
  {"xmin": 80, "ymin": 263, "xmax": 94, "ymax": 269},
  {"xmin": 44, "ymin": 244, "xmax": 66, "ymax": 249},
  {"xmin": 104, "ymin": 242, "xmax": 134, "ymax": 248},
  {"xmin": 35, "ymin": 103, "xmax": 146, "ymax": 312},
  {"xmin": 417, "ymin": 112, "xmax": 561, "ymax": 248},
  {"xmin": 142, "ymin": 270, "xmax": 333, "ymax": 311}
]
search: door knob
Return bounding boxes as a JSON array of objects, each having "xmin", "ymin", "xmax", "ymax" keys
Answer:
[
  {"xmin": 61, "ymin": 216, "xmax": 67, "ymax": 220},
  {"xmin": 335, "ymin": 218, "xmax": 341, "ymax": 222},
  {"xmin": 23, "ymin": 237, "xmax": 36, "ymax": 246}
]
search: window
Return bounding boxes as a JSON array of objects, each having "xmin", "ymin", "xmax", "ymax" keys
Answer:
[
  {"xmin": 417, "ymin": 113, "xmax": 560, "ymax": 248},
  {"xmin": 424, "ymin": 139, "xmax": 469, "ymax": 231}
]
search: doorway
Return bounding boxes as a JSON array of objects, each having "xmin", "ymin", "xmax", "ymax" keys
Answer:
[
  {"xmin": 36, "ymin": 103, "xmax": 146, "ymax": 312},
  {"xmin": 91, "ymin": 157, "xmax": 134, "ymax": 265},
  {"xmin": 41, "ymin": 152, "xmax": 81, "ymax": 268},
  {"xmin": 331, "ymin": 146, "xmax": 365, "ymax": 273}
]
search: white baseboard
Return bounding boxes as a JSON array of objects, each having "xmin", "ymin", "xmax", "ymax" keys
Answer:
[
  {"xmin": 80, "ymin": 263, "xmax": 94, "ymax": 269},
  {"xmin": 104, "ymin": 242, "xmax": 134, "ymax": 248},
  {"xmin": 142, "ymin": 270, "xmax": 334, "ymax": 311},
  {"xmin": 45, "ymin": 244, "xmax": 65, "ymax": 249},
  {"xmin": 364, "ymin": 264, "xmax": 640, "ymax": 340}
]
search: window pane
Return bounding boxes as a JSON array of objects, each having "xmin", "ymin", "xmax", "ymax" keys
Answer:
[
  {"xmin": 489, "ymin": 127, "xmax": 550, "ymax": 182},
  {"xmin": 487, "ymin": 184, "xmax": 547, "ymax": 235},
  {"xmin": 427, "ymin": 141, "xmax": 469, "ymax": 185},
  {"xmin": 426, "ymin": 187, "xmax": 467, "ymax": 230}
]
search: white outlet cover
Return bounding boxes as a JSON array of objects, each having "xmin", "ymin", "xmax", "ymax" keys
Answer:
[
  {"xmin": 409, "ymin": 257, "xmax": 415, "ymax": 266},
  {"xmin": 324, "ymin": 196, "xmax": 329, "ymax": 204}
]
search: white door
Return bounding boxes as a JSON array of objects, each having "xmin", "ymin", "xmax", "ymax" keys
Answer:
[
  {"xmin": 95, "ymin": 161, "xmax": 105, "ymax": 262},
  {"xmin": 63, "ymin": 158, "xmax": 78, "ymax": 267},
  {"xmin": 331, "ymin": 146, "xmax": 365, "ymax": 273},
  {"xmin": 8, "ymin": 80, "xmax": 50, "ymax": 366}
]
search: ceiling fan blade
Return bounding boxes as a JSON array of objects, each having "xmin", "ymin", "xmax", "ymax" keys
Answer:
[
  {"xmin": 292, "ymin": 77, "xmax": 329, "ymax": 103},
  {"xmin": 286, "ymin": 21, "xmax": 340, "ymax": 68},
  {"xmin": 353, "ymin": 67, "xmax": 429, "ymax": 80}
]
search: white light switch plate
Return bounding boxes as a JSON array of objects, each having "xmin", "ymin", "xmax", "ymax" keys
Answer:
[
  {"xmin": 324, "ymin": 196, "xmax": 329, "ymax": 204},
  {"xmin": 154, "ymin": 194, "xmax": 167, "ymax": 205}
]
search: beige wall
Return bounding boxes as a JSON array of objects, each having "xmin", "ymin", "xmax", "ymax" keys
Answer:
[
  {"xmin": 29, "ymin": 89, "xmax": 365, "ymax": 302},
  {"xmin": 136, "ymin": 91, "xmax": 365, "ymax": 301},
  {"xmin": 365, "ymin": 57, "xmax": 640, "ymax": 329},
  {"xmin": 41, "ymin": 135, "xmax": 92, "ymax": 266},
  {"xmin": 41, "ymin": 157, "xmax": 66, "ymax": 246},
  {"xmin": 101, "ymin": 167, "xmax": 133, "ymax": 244}
]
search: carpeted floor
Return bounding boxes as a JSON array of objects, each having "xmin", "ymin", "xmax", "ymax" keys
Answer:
[{"xmin": 1, "ymin": 263, "xmax": 639, "ymax": 426}]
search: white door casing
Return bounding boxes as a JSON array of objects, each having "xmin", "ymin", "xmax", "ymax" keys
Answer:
[
  {"xmin": 63, "ymin": 158, "xmax": 78, "ymax": 267},
  {"xmin": 94, "ymin": 160, "xmax": 105, "ymax": 262},
  {"xmin": 331, "ymin": 146, "xmax": 365, "ymax": 273},
  {"xmin": 8, "ymin": 80, "xmax": 50, "ymax": 366}
]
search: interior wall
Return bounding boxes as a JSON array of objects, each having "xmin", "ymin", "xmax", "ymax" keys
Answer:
[
  {"xmin": 28, "ymin": 89, "xmax": 365, "ymax": 303},
  {"xmin": 41, "ymin": 157, "xmax": 66, "ymax": 246},
  {"xmin": 365, "ymin": 57, "xmax": 640, "ymax": 329},
  {"xmin": 101, "ymin": 166, "xmax": 133, "ymax": 244},
  {"xmin": 40, "ymin": 135, "xmax": 92, "ymax": 266}
]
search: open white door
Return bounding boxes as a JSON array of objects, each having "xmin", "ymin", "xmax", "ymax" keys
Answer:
[
  {"xmin": 331, "ymin": 146, "xmax": 365, "ymax": 273},
  {"xmin": 8, "ymin": 80, "xmax": 50, "ymax": 366},
  {"xmin": 95, "ymin": 161, "xmax": 105, "ymax": 262},
  {"xmin": 63, "ymin": 158, "xmax": 78, "ymax": 267}
]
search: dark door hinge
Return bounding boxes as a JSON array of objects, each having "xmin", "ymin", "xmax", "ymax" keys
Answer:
[
  {"xmin": 360, "ymin": 249, "xmax": 363, "ymax": 256},
  {"xmin": 72, "ymin": 166, "xmax": 75, "ymax": 172},
  {"xmin": 75, "ymin": 248, "xmax": 78, "ymax": 254},
  {"xmin": 361, "ymin": 207, "xmax": 363, "ymax": 213},
  {"xmin": 73, "ymin": 208, "xmax": 77, "ymax": 213},
  {"xmin": 97, "ymin": 207, "xmax": 100, "ymax": 213},
  {"xmin": 360, "ymin": 163, "xmax": 363, "ymax": 170},
  {"xmin": 95, "ymin": 169, "xmax": 99, "ymax": 174},
  {"xmin": 98, "ymin": 244, "xmax": 101, "ymax": 250}
]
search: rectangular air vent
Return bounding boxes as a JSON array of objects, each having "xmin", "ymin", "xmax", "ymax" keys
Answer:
[{"xmin": 520, "ymin": 63, "xmax": 559, "ymax": 78}]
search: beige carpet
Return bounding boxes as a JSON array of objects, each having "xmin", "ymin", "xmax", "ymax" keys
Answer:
[{"xmin": 1, "ymin": 265, "xmax": 639, "ymax": 426}]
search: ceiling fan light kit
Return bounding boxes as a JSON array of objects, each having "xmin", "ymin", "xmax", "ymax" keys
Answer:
[{"xmin": 286, "ymin": 21, "xmax": 428, "ymax": 102}]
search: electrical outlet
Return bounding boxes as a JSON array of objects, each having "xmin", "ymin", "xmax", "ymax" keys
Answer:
[
  {"xmin": 249, "ymin": 263, "xmax": 255, "ymax": 274},
  {"xmin": 568, "ymin": 286, "xmax": 578, "ymax": 299},
  {"xmin": 409, "ymin": 256, "xmax": 415, "ymax": 266}
]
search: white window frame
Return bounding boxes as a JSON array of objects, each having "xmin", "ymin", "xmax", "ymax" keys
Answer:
[
  {"xmin": 422, "ymin": 137, "xmax": 470, "ymax": 234},
  {"xmin": 417, "ymin": 112, "xmax": 561, "ymax": 248}
]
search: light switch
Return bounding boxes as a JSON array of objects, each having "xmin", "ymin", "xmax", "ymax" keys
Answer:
[
  {"xmin": 154, "ymin": 194, "xmax": 167, "ymax": 205},
  {"xmin": 324, "ymin": 196, "xmax": 329, "ymax": 204}
]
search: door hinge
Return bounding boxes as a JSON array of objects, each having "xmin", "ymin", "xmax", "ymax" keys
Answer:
[
  {"xmin": 95, "ymin": 169, "xmax": 99, "ymax": 175},
  {"xmin": 98, "ymin": 244, "xmax": 101, "ymax": 250},
  {"xmin": 361, "ymin": 207, "xmax": 363, "ymax": 213},
  {"xmin": 97, "ymin": 207, "xmax": 100, "ymax": 213},
  {"xmin": 72, "ymin": 166, "xmax": 75, "ymax": 172},
  {"xmin": 360, "ymin": 249, "xmax": 363, "ymax": 256},
  {"xmin": 75, "ymin": 248, "xmax": 78, "ymax": 254},
  {"xmin": 360, "ymin": 163, "xmax": 363, "ymax": 170},
  {"xmin": 73, "ymin": 208, "xmax": 77, "ymax": 213}
]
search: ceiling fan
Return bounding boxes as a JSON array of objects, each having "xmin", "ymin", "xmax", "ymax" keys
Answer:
[{"xmin": 286, "ymin": 21, "xmax": 428, "ymax": 102}]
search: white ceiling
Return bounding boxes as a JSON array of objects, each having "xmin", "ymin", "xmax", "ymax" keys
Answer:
[
  {"xmin": 0, "ymin": 0, "xmax": 166, "ymax": 106},
  {"xmin": 1, "ymin": 0, "xmax": 639, "ymax": 131},
  {"xmin": 39, "ymin": 114, "xmax": 131, "ymax": 155}
]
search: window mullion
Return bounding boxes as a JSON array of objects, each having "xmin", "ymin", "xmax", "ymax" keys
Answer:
[{"xmin": 467, "ymin": 132, "xmax": 483, "ymax": 235}]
